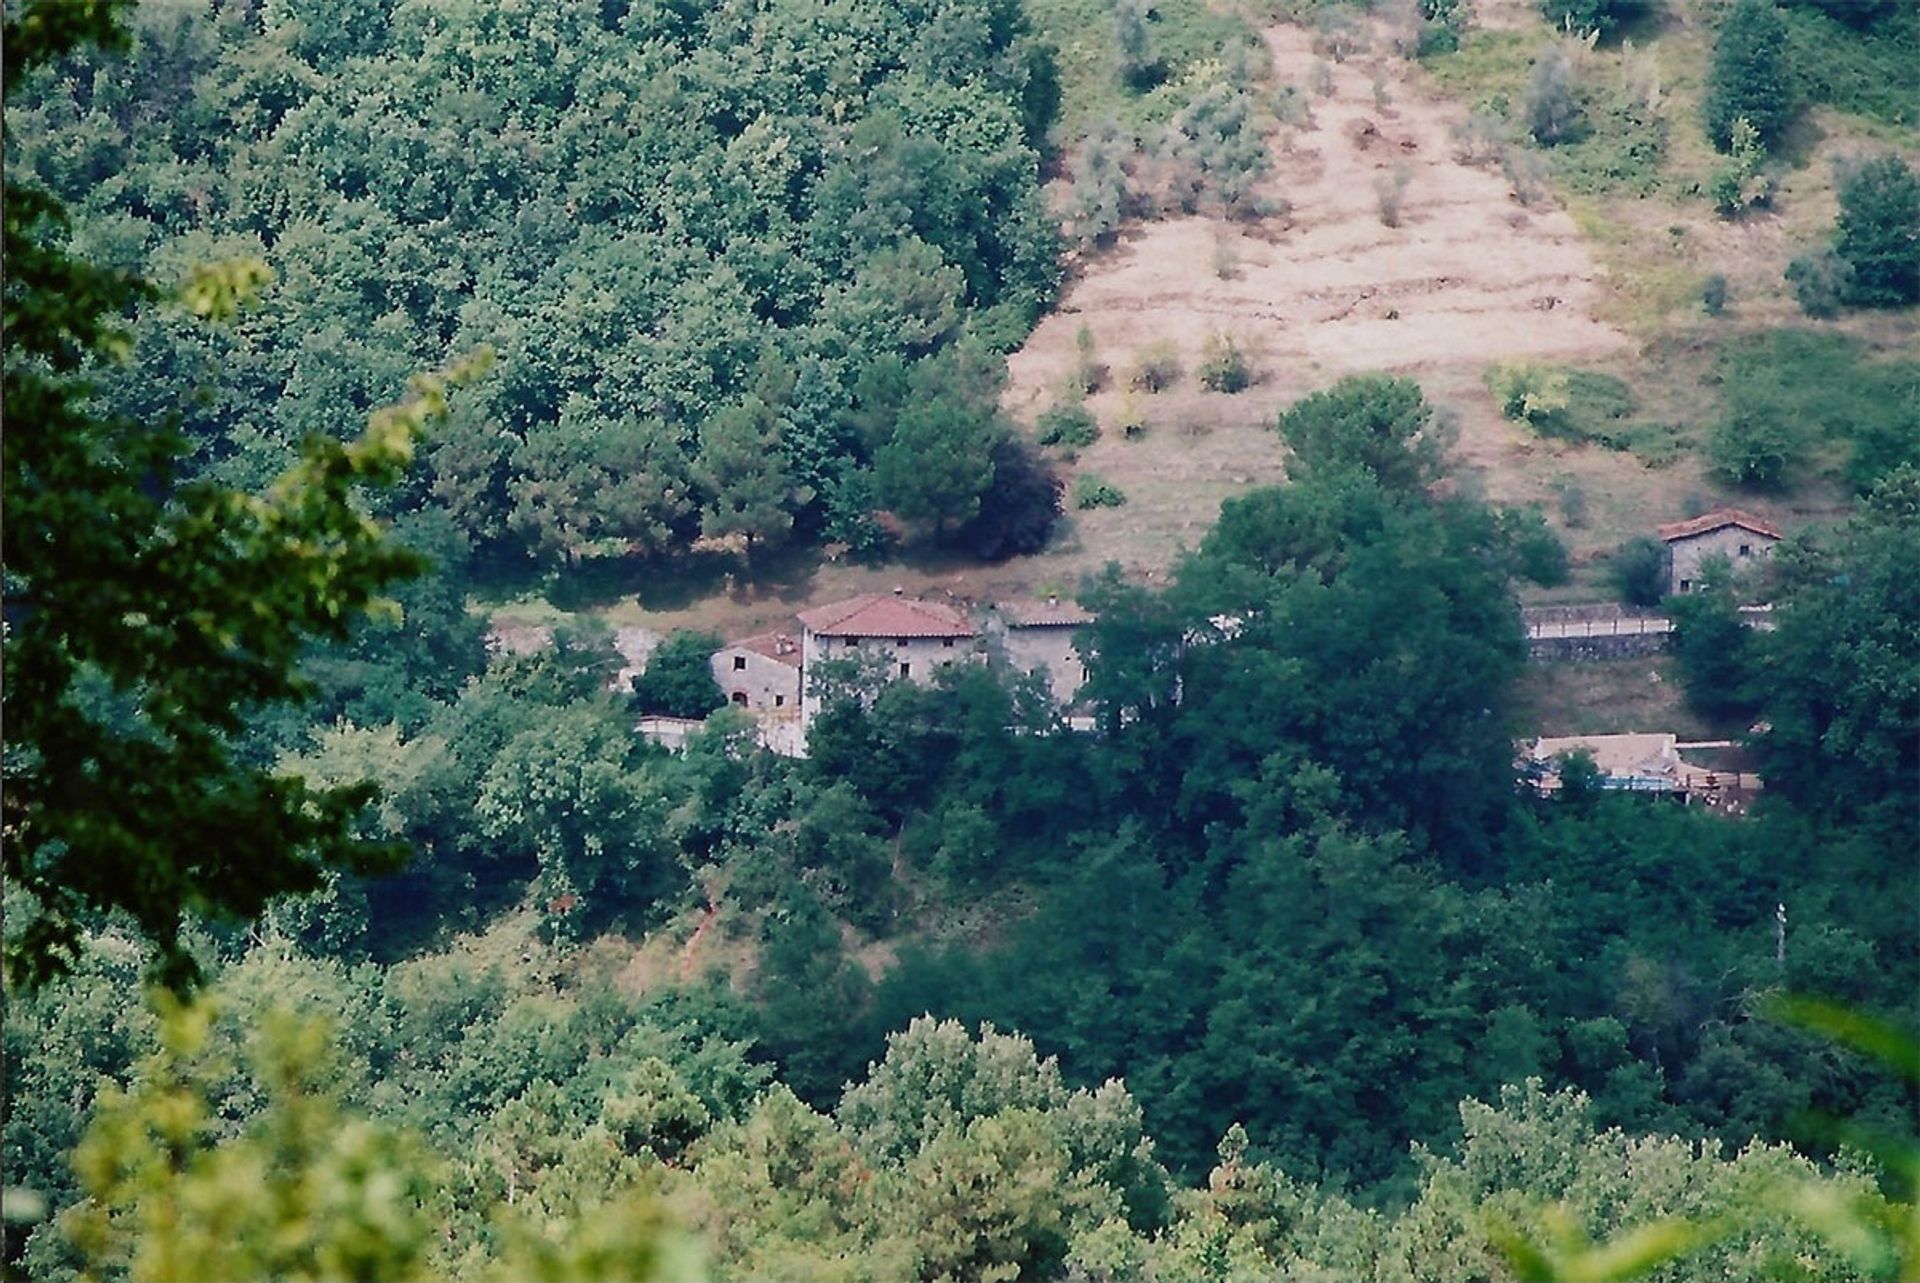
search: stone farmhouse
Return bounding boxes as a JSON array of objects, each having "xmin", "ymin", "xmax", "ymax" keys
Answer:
[
  {"xmin": 711, "ymin": 631, "xmax": 802, "ymax": 713},
  {"xmin": 987, "ymin": 596, "xmax": 1095, "ymax": 707},
  {"xmin": 697, "ymin": 590, "xmax": 1096, "ymax": 756},
  {"xmin": 796, "ymin": 592, "xmax": 981, "ymax": 723},
  {"xmin": 1658, "ymin": 508, "xmax": 1782, "ymax": 596}
]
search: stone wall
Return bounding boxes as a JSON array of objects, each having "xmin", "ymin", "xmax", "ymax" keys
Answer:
[{"xmin": 1527, "ymin": 632, "xmax": 1671, "ymax": 662}]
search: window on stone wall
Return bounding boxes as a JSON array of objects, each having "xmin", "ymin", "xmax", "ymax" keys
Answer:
[
  {"xmin": 943, "ymin": 638, "xmax": 955, "ymax": 648},
  {"xmin": 1739, "ymin": 544, "xmax": 1751, "ymax": 556},
  {"xmin": 775, "ymin": 695, "xmax": 785, "ymax": 707},
  {"xmin": 896, "ymin": 637, "xmax": 908, "ymax": 647},
  {"xmin": 899, "ymin": 662, "xmax": 911, "ymax": 678},
  {"xmin": 733, "ymin": 655, "xmax": 747, "ymax": 670}
]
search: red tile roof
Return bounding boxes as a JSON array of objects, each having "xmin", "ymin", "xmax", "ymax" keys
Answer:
[
  {"xmin": 1000, "ymin": 598, "xmax": 1094, "ymax": 627},
  {"xmin": 797, "ymin": 593, "xmax": 976, "ymax": 639},
  {"xmin": 1657, "ymin": 509, "xmax": 1783, "ymax": 543},
  {"xmin": 724, "ymin": 632, "xmax": 802, "ymax": 667}
]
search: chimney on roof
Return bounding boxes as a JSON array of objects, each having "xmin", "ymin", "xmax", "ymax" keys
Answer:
[
  {"xmin": 892, "ymin": 585, "xmax": 904, "ymax": 596},
  {"xmin": 1046, "ymin": 593, "xmax": 1058, "ymax": 607}
]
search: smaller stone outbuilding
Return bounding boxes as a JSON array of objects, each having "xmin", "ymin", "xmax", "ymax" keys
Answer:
[
  {"xmin": 991, "ymin": 596, "xmax": 1094, "ymax": 707},
  {"xmin": 710, "ymin": 632, "xmax": 802, "ymax": 713},
  {"xmin": 1658, "ymin": 509, "xmax": 1782, "ymax": 596}
]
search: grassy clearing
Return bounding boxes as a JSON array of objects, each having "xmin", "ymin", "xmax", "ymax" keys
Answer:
[
  {"xmin": 1027, "ymin": 0, "xmax": 1262, "ymax": 143},
  {"xmin": 1780, "ymin": 6, "xmax": 1920, "ymax": 134},
  {"xmin": 1513, "ymin": 655, "xmax": 1724, "ymax": 739}
]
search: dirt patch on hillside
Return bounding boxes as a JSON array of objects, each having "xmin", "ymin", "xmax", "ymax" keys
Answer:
[{"xmin": 1005, "ymin": 16, "xmax": 1636, "ymax": 577}]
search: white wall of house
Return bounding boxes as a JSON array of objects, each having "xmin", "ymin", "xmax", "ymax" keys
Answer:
[
  {"xmin": 1668, "ymin": 526, "xmax": 1777, "ymax": 595},
  {"xmin": 1001, "ymin": 624, "xmax": 1087, "ymax": 706},
  {"xmin": 799, "ymin": 631, "xmax": 975, "ymax": 720},
  {"xmin": 710, "ymin": 647, "xmax": 800, "ymax": 712}
]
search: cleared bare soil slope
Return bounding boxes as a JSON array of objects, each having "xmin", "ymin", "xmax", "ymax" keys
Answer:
[{"xmin": 1004, "ymin": 16, "xmax": 1634, "ymax": 577}]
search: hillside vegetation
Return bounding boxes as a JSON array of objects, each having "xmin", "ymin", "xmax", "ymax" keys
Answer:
[{"xmin": 4, "ymin": 1, "xmax": 1918, "ymax": 1281}]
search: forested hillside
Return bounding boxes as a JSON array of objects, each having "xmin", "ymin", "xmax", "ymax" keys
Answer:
[
  {"xmin": 4, "ymin": 0, "xmax": 1918, "ymax": 1281},
  {"xmin": 9, "ymin": 0, "xmax": 1065, "ymax": 567}
]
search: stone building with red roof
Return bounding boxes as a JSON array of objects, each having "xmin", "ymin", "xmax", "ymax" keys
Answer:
[
  {"xmin": 796, "ymin": 591, "xmax": 981, "ymax": 722},
  {"xmin": 1657, "ymin": 508, "xmax": 1783, "ymax": 595},
  {"xmin": 989, "ymin": 595, "xmax": 1095, "ymax": 706},
  {"xmin": 709, "ymin": 631, "xmax": 802, "ymax": 713}
]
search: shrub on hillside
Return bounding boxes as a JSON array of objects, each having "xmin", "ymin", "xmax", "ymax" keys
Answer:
[
  {"xmin": 1709, "ymin": 117, "xmax": 1775, "ymax": 217},
  {"xmin": 1114, "ymin": 0, "xmax": 1164, "ymax": 93},
  {"xmin": 1197, "ymin": 334, "xmax": 1252, "ymax": 393},
  {"xmin": 1504, "ymin": 508, "xmax": 1572, "ymax": 586},
  {"xmin": 1064, "ymin": 123, "xmax": 1136, "ymax": 249},
  {"xmin": 1539, "ymin": 0, "xmax": 1646, "ymax": 39},
  {"xmin": 1611, "ymin": 537, "xmax": 1669, "ymax": 607},
  {"xmin": 1036, "ymin": 400, "xmax": 1100, "ymax": 450},
  {"xmin": 1525, "ymin": 49, "xmax": 1582, "ymax": 145},
  {"xmin": 1488, "ymin": 364, "xmax": 1572, "ymax": 425},
  {"xmin": 1069, "ymin": 323, "xmax": 1104, "ymax": 396},
  {"xmin": 1557, "ymin": 480, "xmax": 1589, "ymax": 527},
  {"xmin": 1834, "ymin": 154, "xmax": 1920, "ymax": 307},
  {"xmin": 1073, "ymin": 474, "xmax": 1127, "ymax": 509},
  {"xmin": 1130, "ymin": 342, "xmax": 1182, "ymax": 393},
  {"xmin": 1705, "ymin": 0, "xmax": 1795, "ymax": 151},
  {"xmin": 1701, "ymin": 274, "xmax": 1729, "ymax": 316},
  {"xmin": 1375, "ymin": 163, "xmax": 1413, "ymax": 227},
  {"xmin": 1786, "ymin": 248, "xmax": 1855, "ymax": 318}
]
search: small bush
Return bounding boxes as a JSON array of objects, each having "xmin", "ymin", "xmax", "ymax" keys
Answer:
[
  {"xmin": 1704, "ymin": 0, "xmax": 1795, "ymax": 152},
  {"xmin": 1130, "ymin": 341, "xmax": 1183, "ymax": 393},
  {"xmin": 1786, "ymin": 249, "xmax": 1854, "ymax": 318},
  {"xmin": 1557, "ymin": 480, "xmax": 1589, "ymax": 527},
  {"xmin": 1488, "ymin": 364, "xmax": 1572, "ymax": 424},
  {"xmin": 1197, "ymin": 333, "xmax": 1252, "ymax": 393},
  {"xmin": 1211, "ymin": 230, "xmax": 1239, "ymax": 280},
  {"xmin": 1525, "ymin": 49, "xmax": 1582, "ymax": 145},
  {"xmin": 632, "ymin": 631, "xmax": 726, "ymax": 718},
  {"xmin": 1070, "ymin": 323, "xmax": 1103, "ymax": 395},
  {"xmin": 1614, "ymin": 421, "xmax": 1687, "ymax": 469},
  {"xmin": 1116, "ymin": 394, "xmax": 1149, "ymax": 441},
  {"xmin": 1073, "ymin": 474, "xmax": 1127, "ymax": 509},
  {"xmin": 1309, "ymin": 60, "xmax": 1335, "ymax": 97},
  {"xmin": 1540, "ymin": 0, "xmax": 1647, "ymax": 39},
  {"xmin": 1417, "ymin": 18, "xmax": 1461, "ymax": 58},
  {"xmin": 1375, "ymin": 163, "xmax": 1413, "ymax": 227},
  {"xmin": 1504, "ymin": 148, "xmax": 1551, "ymax": 205},
  {"xmin": 1035, "ymin": 400, "xmax": 1100, "ymax": 449},
  {"xmin": 1312, "ymin": 9, "xmax": 1368, "ymax": 62},
  {"xmin": 1701, "ymin": 274, "xmax": 1729, "ymax": 315},
  {"xmin": 1611, "ymin": 537, "xmax": 1669, "ymax": 608},
  {"xmin": 1451, "ymin": 112, "xmax": 1509, "ymax": 166},
  {"xmin": 1709, "ymin": 117, "xmax": 1774, "ymax": 217}
]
